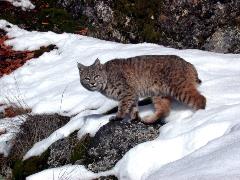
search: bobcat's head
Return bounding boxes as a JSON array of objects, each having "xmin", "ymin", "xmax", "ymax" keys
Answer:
[{"xmin": 77, "ymin": 59, "xmax": 107, "ymax": 91}]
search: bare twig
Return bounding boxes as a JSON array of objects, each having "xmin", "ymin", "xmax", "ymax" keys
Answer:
[{"xmin": 59, "ymin": 84, "xmax": 70, "ymax": 114}]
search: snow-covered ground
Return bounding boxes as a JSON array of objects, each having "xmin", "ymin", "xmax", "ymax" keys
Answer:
[
  {"xmin": 2, "ymin": 0, "xmax": 35, "ymax": 10},
  {"xmin": 0, "ymin": 19, "xmax": 240, "ymax": 179}
]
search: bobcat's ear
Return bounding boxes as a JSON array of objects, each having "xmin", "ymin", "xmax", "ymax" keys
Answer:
[
  {"xmin": 93, "ymin": 58, "xmax": 101, "ymax": 66},
  {"xmin": 77, "ymin": 62, "xmax": 85, "ymax": 72}
]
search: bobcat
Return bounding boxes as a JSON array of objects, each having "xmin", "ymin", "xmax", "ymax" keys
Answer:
[{"xmin": 77, "ymin": 55, "xmax": 206, "ymax": 124}]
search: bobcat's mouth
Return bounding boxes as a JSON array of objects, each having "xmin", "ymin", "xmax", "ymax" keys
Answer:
[{"xmin": 87, "ymin": 85, "xmax": 98, "ymax": 91}]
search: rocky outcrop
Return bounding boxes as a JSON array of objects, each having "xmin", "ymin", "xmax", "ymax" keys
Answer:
[
  {"xmin": 58, "ymin": 0, "xmax": 240, "ymax": 53},
  {"xmin": 0, "ymin": 111, "xmax": 161, "ymax": 179},
  {"xmin": 2, "ymin": 0, "xmax": 239, "ymax": 53},
  {"xmin": 86, "ymin": 120, "xmax": 161, "ymax": 172},
  {"xmin": 203, "ymin": 26, "xmax": 240, "ymax": 53}
]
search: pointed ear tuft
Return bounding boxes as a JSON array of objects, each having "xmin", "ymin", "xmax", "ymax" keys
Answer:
[
  {"xmin": 77, "ymin": 62, "xmax": 85, "ymax": 72},
  {"xmin": 93, "ymin": 58, "xmax": 101, "ymax": 66}
]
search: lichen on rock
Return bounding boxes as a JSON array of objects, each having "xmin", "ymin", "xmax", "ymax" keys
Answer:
[
  {"xmin": 203, "ymin": 26, "xmax": 240, "ymax": 53},
  {"xmin": 86, "ymin": 120, "xmax": 161, "ymax": 172}
]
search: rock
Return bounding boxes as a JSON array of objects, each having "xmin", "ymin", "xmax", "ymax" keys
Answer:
[
  {"xmin": 48, "ymin": 133, "xmax": 91, "ymax": 168},
  {"xmin": 203, "ymin": 26, "xmax": 240, "ymax": 53},
  {"xmin": 96, "ymin": 175, "xmax": 118, "ymax": 180},
  {"xmin": 3, "ymin": 0, "xmax": 240, "ymax": 53},
  {"xmin": 94, "ymin": 1, "xmax": 113, "ymax": 23},
  {"xmin": 0, "ymin": 155, "xmax": 12, "ymax": 179},
  {"xmin": 47, "ymin": 134, "xmax": 77, "ymax": 168},
  {"xmin": 56, "ymin": 0, "xmax": 85, "ymax": 19},
  {"xmin": 86, "ymin": 120, "xmax": 161, "ymax": 172},
  {"xmin": 56, "ymin": 0, "xmax": 240, "ymax": 53}
]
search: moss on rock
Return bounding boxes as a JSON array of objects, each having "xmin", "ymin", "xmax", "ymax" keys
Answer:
[
  {"xmin": 12, "ymin": 150, "xmax": 50, "ymax": 180},
  {"xmin": 70, "ymin": 134, "xmax": 91, "ymax": 163},
  {"xmin": 112, "ymin": 0, "xmax": 163, "ymax": 42},
  {"xmin": 39, "ymin": 8, "xmax": 83, "ymax": 33}
]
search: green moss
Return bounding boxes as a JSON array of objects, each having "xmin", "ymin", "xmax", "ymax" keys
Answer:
[
  {"xmin": 12, "ymin": 150, "xmax": 50, "ymax": 180},
  {"xmin": 70, "ymin": 135, "xmax": 91, "ymax": 163},
  {"xmin": 142, "ymin": 23, "xmax": 161, "ymax": 42},
  {"xmin": 113, "ymin": 0, "xmax": 163, "ymax": 42},
  {"xmin": 38, "ymin": 8, "xmax": 83, "ymax": 33},
  {"xmin": 40, "ymin": 8, "xmax": 70, "ymax": 19}
]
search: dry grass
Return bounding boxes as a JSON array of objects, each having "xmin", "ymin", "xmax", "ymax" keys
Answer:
[{"xmin": 9, "ymin": 114, "xmax": 70, "ymax": 161}]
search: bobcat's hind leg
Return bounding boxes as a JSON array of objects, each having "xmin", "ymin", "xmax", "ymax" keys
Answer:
[
  {"xmin": 174, "ymin": 84, "xmax": 206, "ymax": 110},
  {"xmin": 142, "ymin": 96, "xmax": 171, "ymax": 124}
]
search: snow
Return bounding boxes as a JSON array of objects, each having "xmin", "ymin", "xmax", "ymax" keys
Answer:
[
  {"xmin": 0, "ymin": 19, "xmax": 240, "ymax": 179},
  {"xmin": 3, "ymin": 0, "xmax": 35, "ymax": 10},
  {"xmin": 145, "ymin": 123, "xmax": 240, "ymax": 180},
  {"xmin": 27, "ymin": 165, "xmax": 114, "ymax": 180},
  {"xmin": 0, "ymin": 116, "xmax": 25, "ymax": 156}
]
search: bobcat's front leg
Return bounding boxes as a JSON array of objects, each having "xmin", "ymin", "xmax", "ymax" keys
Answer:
[
  {"xmin": 129, "ymin": 105, "xmax": 140, "ymax": 121},
  {"xmin": 111, "ymin": 93, "xmax": 138, "ymax": 121}
]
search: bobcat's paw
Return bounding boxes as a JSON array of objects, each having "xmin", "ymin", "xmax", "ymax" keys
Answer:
[
  {"xmin": 131, "ymin": 113, "xmax": 141, "ymax": 122},
  {"xmin": 142, "ymin": 115, "xmax": 166, "ymax": 125},
  {"xmin": 142, "ymin": 115, "xmax": 157, "ymax": 124}
]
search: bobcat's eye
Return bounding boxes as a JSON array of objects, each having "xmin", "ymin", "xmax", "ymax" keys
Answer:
[
  {"xmin": 95, "ymin": 75, "xmax": 100, "ymax": 80},
  {"xmin": 85, "ymin": 77, "xmax": 90, "ymax": 82}
]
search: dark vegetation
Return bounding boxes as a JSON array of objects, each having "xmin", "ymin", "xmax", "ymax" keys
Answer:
[
  {"xmin": 112, "ymin": 0, "xmax": 163, "ymax": 43},
  {"xmin": 0, "ymin": 0, "xmax": 88, "ymax": 34}
]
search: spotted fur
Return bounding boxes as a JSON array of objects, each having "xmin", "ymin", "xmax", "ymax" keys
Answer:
[{"xmin": 78, "ymin": 55, "xmax": 206, "ymax": 124}]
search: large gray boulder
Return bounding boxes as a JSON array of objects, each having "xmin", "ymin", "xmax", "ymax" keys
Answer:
[
  {"xmin": 203, "ymin": 26, "xmax": 240, "ymax": 53},
  {"xmin": 86, "ymin": 120, "xmax": 161, "ymax": 172}
]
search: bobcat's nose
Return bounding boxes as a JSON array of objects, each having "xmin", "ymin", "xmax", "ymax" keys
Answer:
[{"xmin": 90, "ymin": 82, "xmax": 96, "ymax": 86}]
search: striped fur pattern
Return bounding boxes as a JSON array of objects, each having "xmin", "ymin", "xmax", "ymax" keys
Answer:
[{"xmin": 78, "ymin": 55, "xmax": 206, "ymax": 124}]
